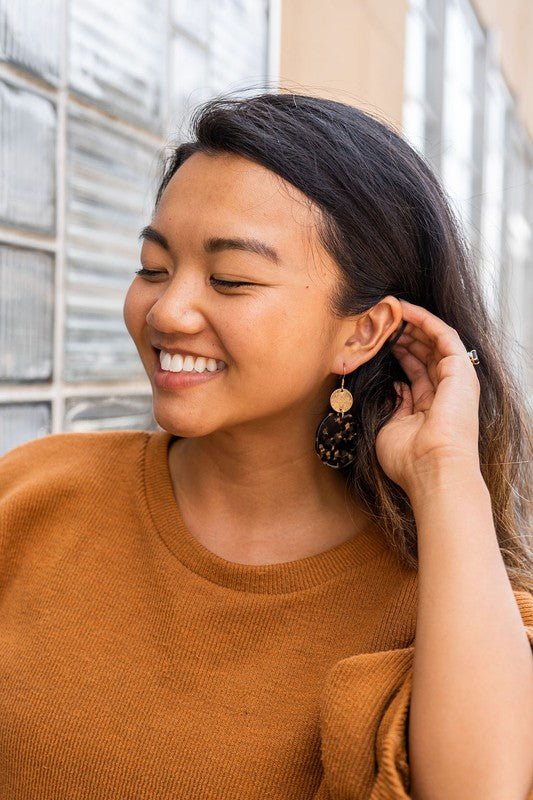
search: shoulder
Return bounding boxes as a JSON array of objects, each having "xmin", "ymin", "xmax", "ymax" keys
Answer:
[
  {"xmin": 0, "ymin": 430, "xmax": 153, "ymax": 572},
  {"xmin": 0, "ymin": 429, "xmax": 150, "ymax": 501}
]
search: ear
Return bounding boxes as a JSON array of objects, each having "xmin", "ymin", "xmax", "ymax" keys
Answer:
[{"xmin": 331, "ymin": 295, "xmax": 404, "ymax": 374}]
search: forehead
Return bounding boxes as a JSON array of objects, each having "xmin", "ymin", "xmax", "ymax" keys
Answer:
[{"xmin": 153, "ymin": 151, "xmax": 323, "ymax": 254}]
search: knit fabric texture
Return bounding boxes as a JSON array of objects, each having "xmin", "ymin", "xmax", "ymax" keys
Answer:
[{"xmin": 1, "ymin": 430, "xmax": 532, "ymax": 799}]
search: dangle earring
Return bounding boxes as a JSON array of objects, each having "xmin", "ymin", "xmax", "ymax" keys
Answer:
[{"xmin": 314, "ymin": 363, "xmax": 357, "ymax": 469}]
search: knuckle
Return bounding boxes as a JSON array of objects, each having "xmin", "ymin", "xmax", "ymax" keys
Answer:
[
  {"xmin": 441, "ymin": 329, "xmax": 460, "ymax": 348},
  {"xmin": 450, "ymin": 328, "xmax": 462, "ymax": 342}
]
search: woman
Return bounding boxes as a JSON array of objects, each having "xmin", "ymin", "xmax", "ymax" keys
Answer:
[{"xmin": 1, "ymin": 92, "xmax": 532, "ymax": 799}]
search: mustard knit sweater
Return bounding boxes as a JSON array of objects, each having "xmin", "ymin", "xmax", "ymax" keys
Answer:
[{"xmin": 1, "ymin": 430, "xmax": 532, "ymax": 799}]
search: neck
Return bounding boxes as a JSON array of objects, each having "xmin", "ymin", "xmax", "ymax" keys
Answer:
[{"xmin": 167, "ymin": 422, "xmax": 372, "ymax": 565}]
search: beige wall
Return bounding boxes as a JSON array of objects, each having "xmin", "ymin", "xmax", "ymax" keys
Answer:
[
  {"xmin": 279, "ymin": 0, "xmax": 408, "ymax": 128},
  {"xmin": 279, "ymin": 0, "xmax": 533, "ymax": 140},
  {"xmin": 471, "ymin": 0, "xmax": 533, "ymax": 139}
]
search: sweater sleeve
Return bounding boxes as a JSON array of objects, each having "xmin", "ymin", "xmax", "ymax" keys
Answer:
[{"xmin": 318, "ymin": 589, "xmax": 533, "ymax": 800}]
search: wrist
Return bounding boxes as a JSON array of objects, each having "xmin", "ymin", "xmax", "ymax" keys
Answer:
[{"xmin": 406, "ymin": 458, "xmax": 489, "ymax": 511}]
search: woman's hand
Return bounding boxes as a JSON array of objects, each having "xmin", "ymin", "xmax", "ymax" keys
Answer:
[{"xmin": 374, "ymin": 299, "xmax": 482, "ymax": 497}]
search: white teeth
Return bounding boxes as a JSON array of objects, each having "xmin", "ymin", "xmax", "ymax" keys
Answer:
[
  {"xmin": 159, "ymin": 350, "xmax": 226, "ymax": 373},
  {"xmin": 170, "ymin": 354, "xmax": 183, "ymax": 371}
]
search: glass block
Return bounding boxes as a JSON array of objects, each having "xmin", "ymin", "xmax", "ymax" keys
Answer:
[
  {"xmin": 64, "ymin": 395, "xmax": 157, "ymax": 432},
  {"xmin": 0, "ymin": 0, "xmax": 63, "ymax": 85},
  {"xmin": 0, "ymin": 402, "xmax": 51, "ymax": 457},
  {"xmin": 209, "ymin": 0, "xmax": 269, "ymax": 95},
  {"xmin": 64, "ymin": 104, "xmax": 160, "ymax": 382},
  {"xmin": 440, "ymin": 0, "xmax": 484, "ymax": 241},
  {"xmin": 441, "ymin": 153, "xmax": 472, "ymax": 228},
  {"xmin": 0, "ymin": 81, "xmax": 56, "ymax": 232},
  {"xmin": 169, "ymin": 34, "xmax": 210, "ymax": 135},
  {"xmin": 168, "ymin": 0, "xmax": 269, "ymax": 134},
  {"xmin": 404, "ymin": 5, "xmax": 426, "ymax": 101},
  {"xmin": 444, "ymin": 0, "xmax": 475, "ymax": 92},
  {"xmin": 0, "ymin": 245, "xmax": 54, "ymax": 382},
  {"xmin": 479, "ymin": 70, "xmax": 507, "ymax": 317},
  {"xmin": 402, "ymin": 98, "xmax": 426, "ymax": 154},
  {"xmin": 172, "ymin": 0, "xmax": 210, "ymax": 44},
  {"xmin": 442, "ymin": 87, "xmax": 474, "ymax": 163},
  {"xmin": 68, "ymin": 0, "xmax": 165, "ymax": 132},
  {"xmin": 503, "ymin": 125, "xmax": 531, "ymax": 354}
]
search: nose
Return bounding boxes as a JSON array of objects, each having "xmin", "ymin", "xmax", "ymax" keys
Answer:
[{"xmin": 146, "ymin": 278, "xmax": 207, "ymax": 335}]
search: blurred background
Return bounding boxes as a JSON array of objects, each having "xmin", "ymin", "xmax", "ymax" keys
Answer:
[{"xmin": 0, "ymin": 0, "xmax": 531, "ymax": 455}]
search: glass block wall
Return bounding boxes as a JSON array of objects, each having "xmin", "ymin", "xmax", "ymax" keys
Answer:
[
  {"xmin": 402, "ymin": 0, "xmax": 533, "ymax": 407},
  {"xmin": 0, "ymin": 0, "xmax": 273, "ymax": 454}
]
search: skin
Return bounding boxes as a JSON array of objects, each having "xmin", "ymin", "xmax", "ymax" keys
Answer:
[
  {"xmin": 123, "ymin": 150, "xmax": 403, "ymax": 565},
  {"xmin": 124, "ymin": 150, "xmax": 533, "ymax": 794},
  {"xmin": 380, "ymin": 304, "xmax": 533, "ymax": 798}
]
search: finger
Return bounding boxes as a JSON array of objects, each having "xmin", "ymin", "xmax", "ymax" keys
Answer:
[
  {"xmin": 394, "ymin": 338, "xmax": 439, "ymax": 389},
  {"xmin": 393, "ymin": 336, "xmax": 437, "ymax": 373},
  {"xmin": 398, "ymin": 322, "xmax": 433, "ymax": 349},
  {"xmin": 392, "ymin": 342, "xmax": 432, "ymax": 375},
  {"xmin": 398, "ymin": 299, "xmax": 469, "ymax": 361},
  {"xmin": 396, "ymin": 333, "xmax": 435, "ymax": 353},
  {"xmin": 392, "ymin": 345, "xmax": 436, "ymax": 407}
]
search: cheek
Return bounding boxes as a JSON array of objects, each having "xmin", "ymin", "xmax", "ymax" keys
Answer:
[
  {"xmin": 123, "ymin": 283, "xmax": 150, "ymax": 340},
  {"xmin": 229, "ymin": 293, "xmax": 325, "ymax": 373},
  {"xmin": 223, "ymin": 302, "xmax": 289, "ymax": 362}
]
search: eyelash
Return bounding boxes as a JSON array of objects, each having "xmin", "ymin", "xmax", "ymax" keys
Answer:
[{"xmin": 134, "ymin": 268, "xmax": 254, "ymax": 288}]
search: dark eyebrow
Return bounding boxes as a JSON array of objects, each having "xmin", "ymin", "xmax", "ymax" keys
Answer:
[
  {"xmin": 139, "ymin": 225, "xmax": 281, "ymax": 266},
  {"xmin": 203, "ymin": 236, "xmax": 280, "ymax": 265},
  {"xmin": 139, "ymin": 225, "xmax": 171, "ymax": 251}
]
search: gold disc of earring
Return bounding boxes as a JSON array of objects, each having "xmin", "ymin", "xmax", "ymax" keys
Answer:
[{"xmin": 330, "ymin": 387, "xmax": 353, "ymax": 413}]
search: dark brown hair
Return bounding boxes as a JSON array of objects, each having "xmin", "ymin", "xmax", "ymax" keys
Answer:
[{"xmin": 154, "ymin": 90, "xmax": 532, "ymax": 592}]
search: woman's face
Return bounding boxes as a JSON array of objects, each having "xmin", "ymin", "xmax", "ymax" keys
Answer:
[{"xmin": 123, "ymin": 151, "xmax": 369, "ymax": 439}]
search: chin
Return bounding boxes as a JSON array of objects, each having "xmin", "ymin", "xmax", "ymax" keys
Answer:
[{"xmin": 151, "ymin": 406, "xmax": 218, "ymax": 439}]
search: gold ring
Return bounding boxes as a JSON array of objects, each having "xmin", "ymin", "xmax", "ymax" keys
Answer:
[{"xmin": 467, "ymin": 349, "xmax": 479, "ymax": 366}]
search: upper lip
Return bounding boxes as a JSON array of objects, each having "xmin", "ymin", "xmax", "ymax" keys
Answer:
[{"xmin": 151, "ymin": 343, "xmax": 224, "ymax": 361}]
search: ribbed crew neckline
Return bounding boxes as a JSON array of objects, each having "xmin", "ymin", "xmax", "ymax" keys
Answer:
[{"xmin": 142, "ymin": 429, "xmax": 387, "ymax": 594}]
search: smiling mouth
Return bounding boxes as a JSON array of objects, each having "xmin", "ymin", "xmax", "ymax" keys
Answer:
[
  {"xmin": 152, "ymin": 347, "xmax": 227, "ymax": 375},
  {"xmin": 152, "ymin": 352, "xmax": 225, "ymax": 391}
]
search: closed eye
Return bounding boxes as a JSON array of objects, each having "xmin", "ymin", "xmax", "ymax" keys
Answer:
[
  {"xmin": 134, "ymin": 268, "xmax": 256, "ymax": 288},
  {"xmin": 210, "ymin": 278, "xmax": 256, "ymax": 288},
  {"xmin": 135, "ymin": 268, "xmax": 163, "ymax": 277}
]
